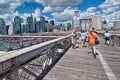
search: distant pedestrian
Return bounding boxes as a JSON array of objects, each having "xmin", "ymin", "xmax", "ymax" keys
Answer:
[
  {"xmin": 72, "ymin": 29, "xmax": 77, "ymax": 49},
  {"xmin": 80, "ymin": 30, "xmax": 86, "ymax": 47},
  {"xmin": 104, "ymin": 31, "xmax": 111, "ymax": 46}
]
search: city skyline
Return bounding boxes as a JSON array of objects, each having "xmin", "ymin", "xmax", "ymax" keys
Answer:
[{"xmin": 0, "ymin": 0, "xmax": 120, "ymax": 26}]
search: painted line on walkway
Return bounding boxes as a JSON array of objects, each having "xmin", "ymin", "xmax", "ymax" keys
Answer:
[{"xmin": 97, "ymin": 50, "xmax": 118, "ymax": 80}]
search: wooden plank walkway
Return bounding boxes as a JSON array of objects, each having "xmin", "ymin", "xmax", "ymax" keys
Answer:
[
  {"xmin": 43, "ymin": 37, "xmax": 120, "ymax": 80},
  {"xmin": 97, "ymin": 38, "xmax": 120, "ymax": 80}
]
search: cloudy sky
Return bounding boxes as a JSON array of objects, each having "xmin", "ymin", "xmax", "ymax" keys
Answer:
[{"xmin": 0, "ymin": 0, "xmax": 120, "ymax": 25}]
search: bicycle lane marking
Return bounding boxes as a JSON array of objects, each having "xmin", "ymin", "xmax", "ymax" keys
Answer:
[{"xmin": 96, "ymin": 49, "xmax": 118, "ymax": 80}]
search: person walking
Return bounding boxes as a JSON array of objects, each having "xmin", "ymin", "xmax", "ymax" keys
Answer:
[
  {"xmin": 86, "ymin": 28, "xmax": 98, "ymax": 58},
  {"xmin": 72, "ymin": 29, "xmax": 77, "ymax": 49},
  {"xmin": 104, "ymin": 31, "xmax": 111, "ymax": 46},
  {"xmin": 80, "ymin": 30, "xmax": 86, "ymax": 47}
]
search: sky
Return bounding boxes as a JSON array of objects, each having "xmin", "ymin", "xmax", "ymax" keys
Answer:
[{"xmin": 0, "ymin": 0, "xmax": 120, "ymax": 26}]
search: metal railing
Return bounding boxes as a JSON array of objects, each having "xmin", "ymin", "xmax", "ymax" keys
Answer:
[
  {"xmin": 0, "ymin": 34, "xmax": 72, "ymax": 80},
  {"xmin": 0, "ymin": 35, "xmax": 59, "ymax": 51}
]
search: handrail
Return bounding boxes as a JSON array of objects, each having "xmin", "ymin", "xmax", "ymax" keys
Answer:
[{"xmin": 0, "ymin": 34, "xmax": 72, "ymax": 78}]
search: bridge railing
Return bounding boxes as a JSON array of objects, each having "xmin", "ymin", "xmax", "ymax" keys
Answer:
[
  {"xmin": 0, "ymin": 34, "xmax": 72, "ymax": 80},
  {"xmin": 23, "ymin": 31, "xmax": 71, "ymax": 36},
  {"xmin": 0, "ymin": 35, "xmax": 59, "ymax": 51},
  {"xmin": 98, "ymin": 32, "xmax": 120, "ymax": 47}
]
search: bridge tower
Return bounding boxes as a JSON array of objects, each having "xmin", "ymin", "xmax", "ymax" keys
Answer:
[{"xmin": 74, "ymin": 9, "xmax": 79, "ymax": 29}]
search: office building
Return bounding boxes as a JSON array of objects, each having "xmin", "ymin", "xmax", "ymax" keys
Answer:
[
  {"xmin": 0, "ymin": 18, "xmax": 7, "ymax": 35},
  {"xmin": 102, "ymin": 20, "xmax": 107, "ymax": 30},
  {"xmin": 6, "ymin": 25, "xmax": 9, "ymax": 35},
  {"xmin": 45, "ymin": 21, "xmax": 49, "ymax": 32},
  {"xmin": 36, "ymin": 21, "xmax": 41, "ymax": 33},
  {"xmin": 40, "ymin": 16, "xmax": 45, "ymax": 32},
  {"xmin": 27, "ymin": 14, "xmax": 35, "ymax": 33},
  {"xmin": 14, "ymin": 16, "xmax": 21, "ymax": 34},
  {"xmin": 67, "ymin": 22, "xmax": 72, "ymax": 31},
  {"xmin": 114, "ymin": 20, "xmax": 120, "ymax": 29},
  {"xmin": 21, "ymin": 23, "xmax": 28, "ymax": 34},
  {"xmin": 49, "ymin": 20, "xmax": 54, "ymax": 32}
]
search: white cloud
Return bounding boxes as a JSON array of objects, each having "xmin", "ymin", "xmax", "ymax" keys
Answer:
[
  {"xmin": 42, "ymin": 6, "xmax": 64, "ymax": 13},
  {"xmin": 0, "ymin": 0, "xmax": 84, "ymax": 25},
  {"xmin": 86, "ymin": 7, "xmax": 97, "ymax": 13},
  {"xmin": 0, "ymin": 0, "xmax": 120, "ymax": 26},
  {"xmin": 52, "ymin": 7, "xmax": 74, "ymax": 22},
  {"xmin": 102, "ymin": 6, "xmax": 120, "ymax": 14},
  {"xmin": 97, "ymin": 0, "xmax": 120, "ymax": 28},
  {"xmin": 99, "ymin": 0, "xmax": 120, "ymax": 21},
  {"xmin": 0, "ymin": 0, "xmax": 27, "ymax": 24},
  {"xmin": 34, "ymin": 8, "xmax": 41, "ymax": 21},
  {"xmin": 99, "ymin": 0, "xmax": 120, "ymax": 9},
  {"xmin": 42, "ymin": 0, "xmax": 83, "ymax": 13},
  {"xmin": 0, "ymin": 0, "xmax": 25, "ymax": 15},
  {"xmin": 39, "ymin": 0, "xmax": 83, "ymax": 7},
  {"xmin": 79, "ymin": 7, "xmax": 96, "ymax": 19}
]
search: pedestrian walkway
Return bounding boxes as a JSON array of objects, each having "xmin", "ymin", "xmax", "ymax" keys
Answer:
[
  {"xmin": 97, "ymin": 37, "xmax": 120, "ymax": 80},
  {"xmin": 43, "ymin": 37, "xmax": 120, "ymax": 80}
]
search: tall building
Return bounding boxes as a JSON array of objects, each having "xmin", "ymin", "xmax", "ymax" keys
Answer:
[
  {"xmin": 0, "ymin": 18, "xmax": 7, "ymax": 35},
  {"xmin": 8, "ymin": 23, "xmax": 14, "ymax": 35},
  {"xmin": 114, "ymin": 20, "xmax": 120, "ymax": 29},
  {"xmin": 67, "ymin": 22, "xmax": 72, "ymax": 31},
  {"xmin": 102, "ymin": 20, "xmax": 107, "ymax": 30},
  {"xmin": 14, "ymin": 16, "xmax": 21, "ymax": 34},
  {"xmin": 40, "ymin": 16, "xmax": 45, "ymax": 32},
  {"xmin": 6, "ymin": 25, "xmax": 9, "ymax": 35},
  {"xmin": 34, "ymin": 18, "xmax": 37, "ymax": 33},
  {"xmin": 49, "ymin": 20, "xmax": 54, "ymax": 32},
  {"xmin": 36, "ymin": 21, "xmax": 41, "ymax": 33},
  {"xmin": 92, "ymin": 15, "xmax": 102, "ymax": 30},
  {"xmin": 21, "ymin": 23, "xmax": 28, "ymax": 34},
  {"xmin": 27, "ymin": 14, "xmax": 35, "ymax": 33},
  {"xmin": 45, "ymin": 21, "xmax": 49, "ymax": 32}
]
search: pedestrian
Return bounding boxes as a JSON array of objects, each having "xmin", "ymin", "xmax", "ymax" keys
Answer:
[
  {"xmin": 72, "ymin": 29, "xmax": 77, "ymax": 49},
  {"xmin": 80, "ymin": 30, "xmax": 86, "ymax": 47},
  {"xmin": 86, "ymin": 28, "xmax": 98, "ymax": 58},
  {"xmin": 104, "ymin": 31, "xmax": 111, "ymax": 46}
]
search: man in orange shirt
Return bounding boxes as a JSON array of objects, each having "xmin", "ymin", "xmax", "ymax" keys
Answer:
[{"xmin": 86, "ymin": 28, "xmax": 98, "ymax": 58}]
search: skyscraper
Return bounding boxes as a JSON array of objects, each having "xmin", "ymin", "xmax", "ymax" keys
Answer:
[
  {"xmin": 114, "ymin": 20, "xmax": 120, "ymax": 29},
  {"xmin": 0, "ymin": 18, "xmax": 7, "ymax": 35},
  {"xmin": 36, "ymin": 21, "xmax": 41, "ymax": 33},
  {"xmin": 45, "ymin": 21, "xmax": 49, "ymax": 32},
  {"xmin": 92, "ymin": 15, "xmax": 102, "ymax": 30},
  {"xmin": 40, "ymin": 16, "xmax": 45, "ymax": 32},
  {"xmin": 49, "ymin": 20, "xmax": 54, "ymax": 32},
  {"xmin": 27, "ymin": 14, "xmax": 34, "ymax": 33},
  {"xmin": 14, "ymin": 16, "xmax": 21, "ymax": 34},
  {"xmin": 67, "ymin": 22, "xmax": 72, "ymax": 31},
  {"xmin": 102, "ymin": 20, "xmax": 107, "ymax": 30}
]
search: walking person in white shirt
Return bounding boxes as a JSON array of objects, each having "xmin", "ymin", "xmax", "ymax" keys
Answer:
[
  {"xmin": 80, "ymin": 30, "xmax": 87, "ymax": 47},
  {"xmin": 104, "ymin": 31, "xmax": 111, "ymax": 46}
]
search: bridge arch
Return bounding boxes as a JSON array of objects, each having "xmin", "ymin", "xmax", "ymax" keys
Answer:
[{"xmin": 79, "ymin": 19, "xmax": 92, "ymax": 30}]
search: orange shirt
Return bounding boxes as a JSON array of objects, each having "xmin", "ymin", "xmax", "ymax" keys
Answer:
[{"xmin": 87, "ymin": 32, "xmax": 98, "ymax": 45}]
